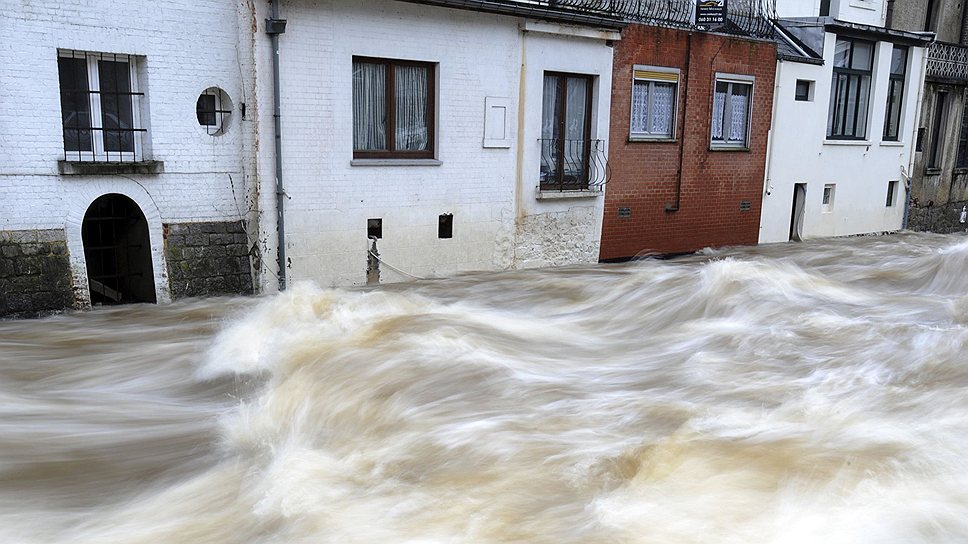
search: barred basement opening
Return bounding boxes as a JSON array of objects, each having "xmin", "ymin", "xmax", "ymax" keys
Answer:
[{"xmin": 82, "ymin": 194, "xmax": 156, "ymax": 305}]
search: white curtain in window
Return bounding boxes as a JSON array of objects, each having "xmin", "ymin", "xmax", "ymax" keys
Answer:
[
  {"xmin": 712, "ymin": 84, "xmax": 727, "ymax": 140},
  {"xmin": 728, "ymin": 86, "xmax": 749, "ymax": 142},
  {"xmin": 651, "ymin": 82, "xmax": 675, "ymax": 135},
  {"xmin": 352, "ymin": 62, "xmax": 386, "ymax": 151},
  {"xmin": 395, "ymin": 65, "xmax": 429, "ymax": 151},
  {"xmin": 631, "ymin": 80, "xmax": 649, "ymax": 134}
]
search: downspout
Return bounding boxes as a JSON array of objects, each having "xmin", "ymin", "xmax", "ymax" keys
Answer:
[
  {"xmin": 666, "ymin": 31, "xmax": 692, "ymax": 212},
  {"xmin": 903, "ymin": 40, "xmax": 932, "ymax": 230},
  {"xmin": 266, "ymin": 2, "xmax": 288, "ymax": 290},
  {"xmin": 762, "ymin": 60, "xmax": 781, "ymax": 200}
]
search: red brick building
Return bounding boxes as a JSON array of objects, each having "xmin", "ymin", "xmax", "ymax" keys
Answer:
[{"xmin": 600, "ymin": 25, "xmax": 776, "ymax": 260}]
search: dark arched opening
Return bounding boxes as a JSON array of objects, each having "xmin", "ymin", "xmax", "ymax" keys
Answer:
[{"xmin": 82, "ymin": 194, "xmax": 156, "ymax": 304}]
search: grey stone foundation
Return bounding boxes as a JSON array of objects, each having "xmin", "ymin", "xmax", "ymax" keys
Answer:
[
  {"xmin": 0, "ymin": 229, "xmax": 75, "ymax": 318},
  {"xmin": 164, "ymin": 221, "xmax": 254, "ymax": 299},
  {"xmin": 908, "ymin": 200, "xmax": 968, "ymax": 234}
]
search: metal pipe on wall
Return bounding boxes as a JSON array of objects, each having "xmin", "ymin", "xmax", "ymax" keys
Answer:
[{"xmin": 266, "ymin": 1, "xmax": 287, "ymax": 290}]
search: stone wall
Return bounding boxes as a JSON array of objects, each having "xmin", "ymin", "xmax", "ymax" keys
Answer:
[
  {"xmin": 0, "ymin": 229, "xmax": 75, "ymax": 318},
  {"xmin": 908, "ymin": 200, "xmax": 968, "ymax": 233},
  {"xmin": 164, "ymin": 221, "xmax": 253, "ymax": 299}
]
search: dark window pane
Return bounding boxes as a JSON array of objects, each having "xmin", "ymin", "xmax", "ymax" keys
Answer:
[
  {"xmin": 891, "ymin": 47, "xmax": 908, "ymax": 76},
  {"xmin": 795, "ymin": 80, "xmax": 810, "ymax": 101},
  {"xmin": 957, "ymin": 104, "xmax": 968, "ymax": 168},
  {"xmin": 352, "ymin": 61, "xmax": 387, "ymax": 151},
  {"xmin": 98, "ymin": 59, "xmax": 134, "ymax": 153},
  {"xmin": 834, "ymin": 39, "xmax": 851, "ymax": 68},
  {"xmin": 196, "ymin": 94, "xmax": 217, "ymax": 126},
  {"xmin": 883, "ymin": 79, "xmax": 903, "ymax": 141},
  {"xmin": 58, "ymin": 56, "xmax": 93, "ymax": 152},
  {"xmin": 851, "ymin": 41, "xmax": 873, "ymax": 70}
]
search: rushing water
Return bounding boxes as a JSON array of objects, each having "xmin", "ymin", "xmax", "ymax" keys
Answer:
[{"xmin": 2, "ymin": 232, "xmax": 968, "ymax": 543}]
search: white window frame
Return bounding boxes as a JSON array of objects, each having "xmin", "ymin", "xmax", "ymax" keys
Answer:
[
  {"xmin": 58, "ymin": 50, "xmax": 144, "ymax": 162},
  {"xmin": 710, "ymin": 72, "xmax": 754, "ymax": 150},
  {"xmin": 629, "ymin": 65, "xmax": 680, "ymax": 141},
  {"xmin": 822, "ymin": 183, "xmax": 836, "ymax": 213}
]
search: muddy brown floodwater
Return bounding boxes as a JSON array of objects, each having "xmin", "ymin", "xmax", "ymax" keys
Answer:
[{"xmin": 2, "ymin": 232, "xmax": 968, "ymax": 543}]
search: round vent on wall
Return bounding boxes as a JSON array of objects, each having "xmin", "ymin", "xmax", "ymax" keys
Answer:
[{"xmin": 196, "ymin": 87, "xmax": 232, "ymax": 135}]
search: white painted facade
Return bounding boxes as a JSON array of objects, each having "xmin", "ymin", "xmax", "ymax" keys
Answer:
[
  {"xmin": 0, "ymin": 1, "xmax": 258, "ymax": 304},
  {"xmin": 251, "ymin": 0, "xmax": 616, "ymax": 288},
  {"xmin": 760, "ymin": 0, "xmax": 927, "ymax": 243}
]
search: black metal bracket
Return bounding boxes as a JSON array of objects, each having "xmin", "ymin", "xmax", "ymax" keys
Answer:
[{"xmin": 265, "ymin": 18, "xmax": 287, "ymax": 34}]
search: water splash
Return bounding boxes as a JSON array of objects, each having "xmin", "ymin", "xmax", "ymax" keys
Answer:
[{"xmin": 2, "ymin": 232, "xmax": 968, "ymax": 543}]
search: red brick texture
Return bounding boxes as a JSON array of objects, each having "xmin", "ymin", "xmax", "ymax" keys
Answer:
[{"xmin": 600, "ymin": 25, "xmax": 776, "ymax": 261}]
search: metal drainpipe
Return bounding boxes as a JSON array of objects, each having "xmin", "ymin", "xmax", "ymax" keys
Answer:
[
  {"xmin": 903, "ymin": 41, "xmax": 932, "ymax": 230},
  {"xmin": 667, "ymin": 32, "xmax": 692, "ymax": 212},
  {"xmin": 266, "ymin": 2, "xmax": 288, "ymax": 290}
]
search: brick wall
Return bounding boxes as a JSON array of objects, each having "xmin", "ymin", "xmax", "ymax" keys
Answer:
[{"xmin": 600, "ymin": 25, "xmax": 776, "ymax": 260}]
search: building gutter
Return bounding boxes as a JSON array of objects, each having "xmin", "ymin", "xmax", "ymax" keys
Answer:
[
  {"xmin": 825, "ymin": 19, "xmax": 935, "ymax": 46},
  {"xmin": 394, "ymin": 0, "xmax": 626, "ymax": 31},
  {"xmin": 266, "ymin": 2, "xmax": 287, "ymax": 290}
]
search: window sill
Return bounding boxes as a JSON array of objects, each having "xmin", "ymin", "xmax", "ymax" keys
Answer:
[
  {"xmin": 823, "ymin": 139, "xmax": 872, "ymax": 146},
  {"xmin": 924, "ymin": 167, "xmax": 942, "ymax": 175},
  {"xmin": 879, "ymin": 141, "xmax": 905, "ymax": 147},
  {"xmin": 535, "ymin": 187, "xmax": 603, "ymax": 200},
  {"xmin": 629, "ymin": 136, "xmax": 677, "ymax": 143},
  {"xmin": 58, "ymin": 160, "xmax": 165, "ymax": 175},
  {"xmin": 350, "ymin": 158, "xmax": 442, "ymax": 167},
  {"xmin": 709, "ymin": 145, "xmax": 750, "ymax": 152}
]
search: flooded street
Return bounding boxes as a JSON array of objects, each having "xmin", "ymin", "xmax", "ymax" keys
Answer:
[{"xmin": 2, "ymin": 232, "xmax": 968, "ymax": 543}]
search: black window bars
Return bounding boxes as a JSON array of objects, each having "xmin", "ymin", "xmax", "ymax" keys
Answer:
[{"xmin": 58, "ymin": 50, "xmax": 147, "ymax": 163}]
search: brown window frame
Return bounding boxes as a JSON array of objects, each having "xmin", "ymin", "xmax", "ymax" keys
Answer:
[
  {"xmin": 541, "ymin": 71, "xmax": 595, "ymax": 191},
  {"xmin": 352, "ymin": 56, "xmax": 436, "ymax": 160}
]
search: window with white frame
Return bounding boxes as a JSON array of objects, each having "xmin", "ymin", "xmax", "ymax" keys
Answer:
[
  {"xmin": 711, "ymin": 73, "xmax": 753, "ymax": 149},
  {"xmin": 57, "ymin": 50, "xmax": 146, "ymax": 162},
  {"xmin": 630, "ymin": 66, "xmax": 679, "ymax": 140}
]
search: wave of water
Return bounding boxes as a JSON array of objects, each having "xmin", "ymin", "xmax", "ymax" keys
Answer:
[{"xmin": 2, "ymin": 232, "xmax": 968, "ymax": 543}]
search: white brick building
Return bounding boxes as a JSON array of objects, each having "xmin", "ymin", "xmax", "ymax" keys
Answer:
[
  {"xmin": 0, "ymin": 0, "xmax": 259, "ymax": 315},
  {"xmin": 0, "ymin": 0, "xmax": 622, "ymax": 316},
  {"xmin": 250, "ymin": 0, "xmax": 620, "ymax": 289}
]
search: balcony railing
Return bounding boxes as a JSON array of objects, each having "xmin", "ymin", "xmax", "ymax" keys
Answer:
[
  {"xmin": 539, "ymin": 138, "xmax": 608, "ymax": 191},
  {"xmin": 926, "ymin": 42, "xmax": 968, "ymax": 82}
]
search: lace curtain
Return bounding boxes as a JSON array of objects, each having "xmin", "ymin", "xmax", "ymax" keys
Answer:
[
  {"xmin": 352, "ymin": 61, "xmax": 386, "ymax": 150},
  {"xmin": 395, "ymin": 65, "xmax": 429, "ymax": 151},
  {"xmin": 712, "ymin": 81, "xmax": 750, "ymax": 143},
  {"xmin": 728, "ymin": 85, "xmax": 749, "ymax": 142},
  {"xmin": 631, "ymin": 80, "xmax": 649, "ymax": 134},
  {"xmin": 712, "ymin": 83, "xmax": 727, "ymax": 141},
  {"xmin": 632, "ymin": 81, "xmax": 675, "ymax": 136}
]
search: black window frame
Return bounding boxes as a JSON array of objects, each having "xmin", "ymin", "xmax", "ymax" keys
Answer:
[
  {"xmin": 956, "ymin": 94, "xmax": 968, "ymax": 169},
  {"xmin": 827, "ymin": 37, "xmax": 875, "ymax": 141},
  {"xmin": 352, "ymin": 56, "xmax": 436, "ymax": 160},
  {"xmin": 795, "ymin": 79, "xmax": 812, "ymax": 102},
  {"xmin": 883, "ymin": 46, "xmax": 908, "ymax": 142}
]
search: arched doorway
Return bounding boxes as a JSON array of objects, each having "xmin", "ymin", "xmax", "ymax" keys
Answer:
[{"xmin": 82, "ymin": 194, "xmax": 156, "ymax": 304}]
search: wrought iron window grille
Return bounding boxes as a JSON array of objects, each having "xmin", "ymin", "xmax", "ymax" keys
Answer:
[
  {"xmin": 58, "ymin": 50, "xmax": 147, "ymax": 163},
  {"xmin": 538, "ymin": 138, "xmax": 609, "ymax": 191}
]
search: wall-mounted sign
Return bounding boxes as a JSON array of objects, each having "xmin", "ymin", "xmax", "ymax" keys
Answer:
[{"xmin": 696, "ymin": 0, "xmax": 727, "ymax": 27}]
